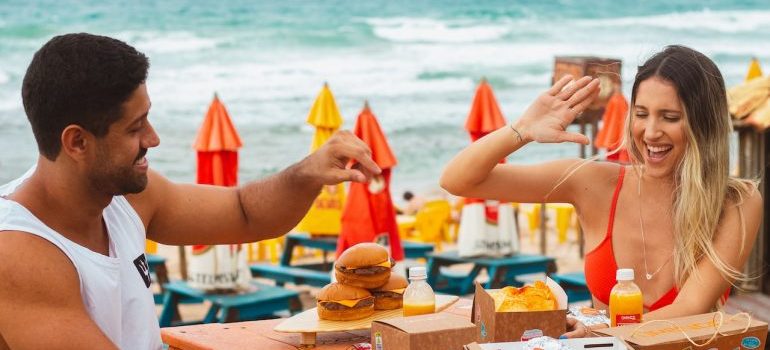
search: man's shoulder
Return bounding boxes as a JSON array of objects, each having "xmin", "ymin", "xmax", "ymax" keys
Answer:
[{"xmin": 0, "ymin": 231, "xmax": 78, "ymax": 297}]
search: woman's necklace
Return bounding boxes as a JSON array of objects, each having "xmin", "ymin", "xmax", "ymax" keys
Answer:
[{"xmin": 637, "ymin": 175, "xmax": 673, "ymax": 280}]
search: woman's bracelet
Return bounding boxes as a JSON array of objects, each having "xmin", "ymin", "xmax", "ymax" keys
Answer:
[{"xmin": 509, "ymin": 124, "xmax": 524, "ymax": 143}]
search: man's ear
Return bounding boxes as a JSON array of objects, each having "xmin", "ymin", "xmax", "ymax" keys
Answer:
[{"xmin": 60, "ymin": 125, "xmax": 91, "ymax": 161}]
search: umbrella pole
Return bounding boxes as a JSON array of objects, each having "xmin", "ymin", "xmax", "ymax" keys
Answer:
[{"xmin": 178, "ymin": 246, "xmax": 188, "ymax": 280}]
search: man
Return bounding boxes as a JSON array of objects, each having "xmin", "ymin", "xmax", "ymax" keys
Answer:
[{"xmin": 0, "ymin": 33, "xmax": 380, "ymax": 349}]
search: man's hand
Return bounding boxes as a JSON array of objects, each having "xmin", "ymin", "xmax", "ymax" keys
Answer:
[{"xmin": 300, "ymin": 130, "xmax": 381, "ymax": 186}]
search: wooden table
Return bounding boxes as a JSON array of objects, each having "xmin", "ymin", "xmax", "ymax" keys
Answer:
[
  {"xmin": 161, "ymin": 299, "xmax": 473, "ymax": 349},
  {"xmin": 427, "ymin": 250, "xmax": 557, "ymax": 295}
]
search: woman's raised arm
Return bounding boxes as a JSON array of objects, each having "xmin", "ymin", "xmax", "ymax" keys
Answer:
[{"xmin": 440, "ymin": 75, "xmax": 601, "ymax": 204}]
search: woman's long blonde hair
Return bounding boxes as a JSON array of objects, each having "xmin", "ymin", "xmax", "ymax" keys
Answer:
[{"xmin": 622, "ymin": 46, "xmax": 756, "ymax": 307}]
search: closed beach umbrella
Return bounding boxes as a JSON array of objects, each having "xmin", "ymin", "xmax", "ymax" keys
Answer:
[
  {"xmin": 337, "ymin": 102, "xmax": 404, "ymax": 260},
  {"xmin": 746, "ymin": 57, "xmax": 763, "ymax": 82},
  {"xmin": 187, "ymin": 94, "xmax": 249, "ymax": 290},
  {"xmin": 296, "ymin": 83, "xmax": 346, "ymax": 235},
  {"xmin": 194, "ymin": 94, "xmax": 243, "ymax": 186},
  {"xmin": 457, "ymin": 79, "xmax": 518, "ymax": 257},
  {"xmin": 465, "ymin": 78, "xmax": 507, "ymax": 142},
  {"xmin": 595, "ymin": 92, "xmax": 630, "ymax": 162}
]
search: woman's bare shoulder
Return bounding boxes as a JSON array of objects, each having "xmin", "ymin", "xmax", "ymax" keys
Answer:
[{"xmin": 568, "ymin": 160, "xmax": 628, "ymax": 189}]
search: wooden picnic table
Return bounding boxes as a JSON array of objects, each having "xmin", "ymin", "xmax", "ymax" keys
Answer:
[
  {"xmin": 427, "ymin": 250, "xmax": 557, "ymax": 295},
  {"xmin": 161, "ymin": 298, "xmax": 473, "ymax": 349}
]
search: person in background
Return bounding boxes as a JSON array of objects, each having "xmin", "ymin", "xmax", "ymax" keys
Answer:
[
  {"xmin": 441, "ymin": 45, "xmax": 761, "ymax": 336},
  {"xmin": 0, "ymin": 33, "xmax": 380, "ymax": 350},
  {"xmin": 401, "ymin": 190, "xmax": 426, "ymax": 215}
]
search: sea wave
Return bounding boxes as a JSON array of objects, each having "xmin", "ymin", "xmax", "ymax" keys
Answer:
[
  {"xmin": 367, "ymin": 17, "xmax": 511, "ymax": 43},
  {"xmin": 112, "ymin": 31, "xmax": 221, "ymax": 54},
  {"xmin": 0, "ymin": 69, "xmax": 9, "ymax": 85},
  {"xmin": 574, "ymin": 9, "xmax": 770, "ymax": 33}
]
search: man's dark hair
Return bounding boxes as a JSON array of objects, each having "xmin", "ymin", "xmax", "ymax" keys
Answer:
[
  {"xmin": 22, "ymin": 33, "xmax": 150, "ymax": 160},
  {"xmin": 403, "ymin": 191, "xmax": 414, "ymax": 201}
]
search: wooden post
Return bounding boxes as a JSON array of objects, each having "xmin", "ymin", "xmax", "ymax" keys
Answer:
[
  {"xmin": 734, "ymin": 120, "xmax": 767, "ymax": 293},
  {"xmin": 553, "ymin": 56, "xmax": 619, "ymax": 259},
  {"xmin": 179, "ymin": 246, "xmax": 188, "ymax": 280}
]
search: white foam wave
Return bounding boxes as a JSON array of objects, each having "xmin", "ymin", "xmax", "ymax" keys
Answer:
[
  {"xmin": 113, "ymin": 31, "xmax": 220, "ymax": 54},
  {"xmin": 0, "ymin": 70, "xmax": 9, "ymax": 85},
  {"xmin": 574, "ymin": 9, "xmax": 770, "ymax": 33},
  {"xmin": 367, "ymin": 17, "xmax": 510, "ymax": 43}
]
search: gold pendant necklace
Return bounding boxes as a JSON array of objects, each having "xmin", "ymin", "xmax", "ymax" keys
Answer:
[{"xmin": 638, "ymin": 173, "xmax": 673, "ymax": 280}]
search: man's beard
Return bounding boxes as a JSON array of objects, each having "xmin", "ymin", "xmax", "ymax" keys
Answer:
[{"xmin": 90, "ymin": 148, "xmax": 148, "ymax": 195}]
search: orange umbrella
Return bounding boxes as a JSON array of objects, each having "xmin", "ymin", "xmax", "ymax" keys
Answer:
[
  {"xmin": 594, "ymin": 92, "xmax": 629, "ymax": 163},
  {"xmin": 464, "ymin": 79, "xmax": 507, "ymax": 222},
  {"xmin": 194, "ymin": 93, "xmax": 243, "ymax": 185},
  {"xmin": 466, "ymin": 78, "xmax": 506, "ymax": 142},
  {"xmin": 190, "ymin": 94, "xmax": 243, "ymax": 278},
  {"xmin": 337, "ymin": 102, "xmax": 404, "ymax": 260}
]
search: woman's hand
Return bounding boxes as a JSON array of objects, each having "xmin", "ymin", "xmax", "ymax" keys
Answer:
[{"xmin": 515, "ymin": 75, "xmax": 601, "ymax": 145}]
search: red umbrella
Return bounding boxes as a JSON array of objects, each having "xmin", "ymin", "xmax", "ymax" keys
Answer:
[
  {"xmin": 337, "ymin": 102, "xmax": 404, "ymax": 260},
  {"xmin": 189, "ymin": 94, "xmax": 243, "ymax": 281},
  {"xmin": 466, "ymin": 78, "xmax": 507, "ymax": 142},
  {"xmin": 194, "ymin": 94, "xmax": 243, "ymax": 186},
  {"xmin": 465, "ymin": 79, "xmax": 507, "ymax": 222}
]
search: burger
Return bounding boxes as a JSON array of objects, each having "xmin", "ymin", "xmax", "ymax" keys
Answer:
[
  {"xmin": 334, "ymin": 243, "xmax": 394, "ymax": 289},
  {"xmin": 316, "ymin": 283, "xmax": 375, "ymax": 321},
  {"xmin": 371, "ymin": 274, "xmax": 408, "ymax": 310}
]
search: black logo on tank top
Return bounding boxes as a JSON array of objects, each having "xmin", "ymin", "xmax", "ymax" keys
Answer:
[{"xmin": 133, "ymin": 254, "xmax": 152, "ymax": 288}]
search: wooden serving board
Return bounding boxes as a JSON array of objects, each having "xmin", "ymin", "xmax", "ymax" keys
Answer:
[{"xmin": 274, "ymin": 294, "xmax": 459, "ymax": 346}]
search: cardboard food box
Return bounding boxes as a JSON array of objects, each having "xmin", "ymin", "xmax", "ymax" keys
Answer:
[
  {"xmin": 464, "ymin": 336, "xmax": 632, "ymax": 350},
  {"xmin": 595, "ymin": 312, "xmax": 768, "ymax": 350},
  {"xmin": 371, "ymin": 313, "xmax": 477, "ymax": 350},
  {"xmin": 471, "ymin": 278, "xmax": 568, "ymax": 343}
]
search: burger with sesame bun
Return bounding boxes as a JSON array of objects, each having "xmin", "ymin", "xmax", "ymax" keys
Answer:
[
  {"xmin": 316, "ymin": 283, "xmax": 375, "ymax": 321},
  {"xmin": 371, "ymin": 274, "xmax": 408, "ymax": 310},
  {"xmin": 334, "ymin": 243, "xmax": 394, "ymax": 289}
]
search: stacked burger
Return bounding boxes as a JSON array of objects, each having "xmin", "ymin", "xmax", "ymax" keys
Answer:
[{"xmin": 316, "ymin": 243, "xmax": 408, "ymax": 321}]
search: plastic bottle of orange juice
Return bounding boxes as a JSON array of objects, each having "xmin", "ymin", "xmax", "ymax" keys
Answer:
[
  {"xmin": 403, "ymin": 267, "xmax": 435, "ymax": 316},
  {"xmin": 609, "ymin": 268, "xmax": 643, "ymax": 326}
]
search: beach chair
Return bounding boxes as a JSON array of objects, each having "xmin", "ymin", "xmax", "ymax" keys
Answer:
[
  {"xmin": 405, "ymin": 200, "xmax": 452, "ymax": 251},
  {"xmin": 546, "ymin": 203, "xmax": 579, "ymax": 244}
]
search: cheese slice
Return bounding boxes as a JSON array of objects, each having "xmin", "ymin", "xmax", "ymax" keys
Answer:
[
  {"xmin": 374, "ymin": 260, "xmax": 391, "ymax": 268},
  {"xmin": 334, "ymin": 299, "xmax": 363, "ymax": 308},
  {"xmin": 389, "ymin": 288, "xmax": 405, "ymax": 294}
]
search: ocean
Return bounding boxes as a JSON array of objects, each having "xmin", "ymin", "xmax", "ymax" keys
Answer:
[{"xmin": 1, "ymin": 0, "xmax": 769, "ymax": 197}]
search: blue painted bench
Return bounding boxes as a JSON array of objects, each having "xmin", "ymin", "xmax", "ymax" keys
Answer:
[
  {"xmin": 158, "ymin": 281, "xmax": 301, "ymax": 327},
  {"xmin": 551, "ymin": 272, "xmax": 592, "ymax": 302},
  {"xmin": 250, "ymin": 264, "xmax": 331, "ymax": 288},
  {"xmin": 281, "ymin": 233, "xmax": 435, "ymax": 267},
  {"xmin": 427, "ymin": 251, "xmax": 557, "ymax": 295}
]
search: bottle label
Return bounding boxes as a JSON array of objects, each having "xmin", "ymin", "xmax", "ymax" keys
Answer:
[{"xmin": 616, "ymin": 314, "xmax": 642, "ymax": 325}]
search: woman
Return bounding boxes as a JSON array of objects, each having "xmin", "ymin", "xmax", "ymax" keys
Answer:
[{"xmin": 440, "ymin": 46, "xmax": 761, "ymax": 334}]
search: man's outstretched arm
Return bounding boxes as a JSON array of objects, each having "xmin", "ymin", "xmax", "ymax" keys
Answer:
[{"xmin": 130, "ymin": 130, "xmax": 380, "ymax": 245}]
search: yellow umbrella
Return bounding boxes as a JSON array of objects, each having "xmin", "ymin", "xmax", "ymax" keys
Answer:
[
  {"xmin": 296, "ymin": 83, "xmax": 346, "ymax": 235},
  {"xmin": 746, "ymin": 57, "xmax": 763, "ymax": 82}
]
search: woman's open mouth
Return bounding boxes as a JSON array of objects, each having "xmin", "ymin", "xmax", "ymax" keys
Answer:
[{"xmin": 646, "ymin": 144, "xmax": 672, "ymax": 162}]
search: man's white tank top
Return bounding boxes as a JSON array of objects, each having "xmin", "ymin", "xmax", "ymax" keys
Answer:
[{"xmin": 0, "ymin": 167, "xmax": 162, "ymax": 349}]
